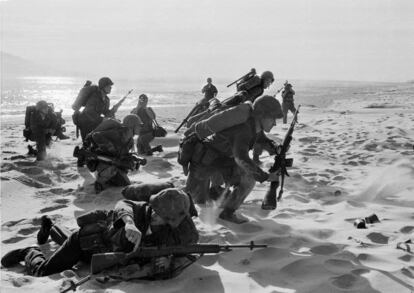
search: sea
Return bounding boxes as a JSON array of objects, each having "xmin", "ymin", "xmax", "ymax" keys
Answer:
[{"xmin": 1, "ymin": 76, "xmax": 412, "ymax": 124}]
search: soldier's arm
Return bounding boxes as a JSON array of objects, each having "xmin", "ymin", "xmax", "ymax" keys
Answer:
[
  {"xmin": 146, "ymin": 107, "xmax": 156, "ymax": 120},
  {"xmin": 113, "ymin": 200, "xmax": 142, "ymax": 247},
  {"xmin": 232, "ymin": 132, "xmax": 269, "ymax": 183}
]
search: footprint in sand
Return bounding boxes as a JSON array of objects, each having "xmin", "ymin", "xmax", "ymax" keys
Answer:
[
  {"xmin": 323, "ymin": 259, "xmax": 354, "ymax": 274},
  {"xmin": 366, "ymin": 232, "xmax": 389, "ymax": 244},
  {"xmin": 20, "ymin": 166, "xmax": 44, "ymax": 175},
  {"xmin": 400, "ymin": 226, "xmax": 414, "ymax": 234},
  {"xmin": 330, "ymin": 273, "xmax": 369, "ymax": 290},
  {"xmin": 18, "ymin": 226, "xmax": 39, "ymax": 236},
  {"xmin": 40, "ymin": 205, "xmax": 67, "ymax": 213},
  {"xmin": 2, "ymin": 236, "xmax": 26, "ymax": 244},
  {"xmin": 310, "ymin": 243, "xmax": 340, "ymax": 255},
  {"xmin": 2, "ymin": 219, "xmax": 26, "ymax": 228},
  {"xmin": 15, "ymin": 176, "xmax": 47, "ymax": 188}
]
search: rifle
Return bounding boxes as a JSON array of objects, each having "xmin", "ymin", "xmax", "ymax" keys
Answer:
[
  {"xmin": 226, "ymin": 68, "xmax": 256, "ymax": 88},
  {"xmin": 174, "ymin": 103, "xmax": 203, "ymax": 133},
  {"xmin": 273, "ymin": 86, "xmax": 284, "ymax": 97},
  {"xmin": 109, "ymin": 89, "xmax": 134, "ymax": 116},
  {"xmin": 73, "ymin": 146, "xmax": 147, "ymax": 171},
  {"xmin": 90, "ymin": 241, "xmax": 267, "ymax": 274},
  {"xmin": 60, "ymin": 275, "xmax": 91, "ymax": 293},
  {"xmin": 261, "ymin": 105, "xmax": 300, "ymax": 210}
]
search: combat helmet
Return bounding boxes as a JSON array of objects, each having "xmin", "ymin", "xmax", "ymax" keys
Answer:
[
  {"xmin": 253, "ymin": 95, "xmax": 283, "ymax": 119},
  {"xmin": 149, "ymin": 188, "xmax": 190, "ymax": 227},
  {"xmin": 260, "ymin": 71, "xmax": 274, "ymax": 82},
  {"xmin": 98, "ymin": 77, "xmax": 114, "ymax": 89},
  {"xmin": 123, "ymin": 114, "xmax": 143, "ymax": 134}
]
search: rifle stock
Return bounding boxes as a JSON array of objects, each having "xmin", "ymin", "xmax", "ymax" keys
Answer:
[
  {"xmin": 261, "ymin": 105, "xmax": 300, "ymax": 210},
  {"xmin": 90, "ymin": 242, "xmax": 267, "ymax": 274}
]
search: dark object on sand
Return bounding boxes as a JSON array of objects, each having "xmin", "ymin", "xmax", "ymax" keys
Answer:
[
  {"xmin": 364, "ymin": 213, "xmax": 380, "ymax": 224},
  {"xmin": 354, "ymin": 213, "xmax": 380, "ymax": 229},
  {"xmin": 354, "ymin": 219, "xmax": 367, "ymax": 229}
]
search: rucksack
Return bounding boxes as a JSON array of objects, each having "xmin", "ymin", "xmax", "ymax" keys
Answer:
[
  {"xmin": 177, "ymin": 103, "xmax": 253, "ymax": 169},
  {"xmin": 72, "ymin": 80, "xmax": 98, "ymax": 110}
]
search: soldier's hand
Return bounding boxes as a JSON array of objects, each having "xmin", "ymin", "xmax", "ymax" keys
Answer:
[
  {"xmin": 124, "ymin": 222, "xmax": 142, "ymax": 247},
  {"xmin": 267, "ymin": 170, "xmax": 280, "ymax": 182},
  {"xmin": 154, "ymin": 256, "xmax": 172, "ymax": 272}
]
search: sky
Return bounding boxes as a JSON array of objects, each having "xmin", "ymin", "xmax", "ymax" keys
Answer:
[{"xmin": 1, "ymin": 0, "xmax": 414, "ymax": 82}]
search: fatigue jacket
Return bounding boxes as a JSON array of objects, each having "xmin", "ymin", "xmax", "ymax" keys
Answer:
[
  {"xmin": 29, "ymin": 109, "xmax": 58, "ymax": 134},
  {"xmin": 78, "ymin": 87, "xmax": 111, "ymax": 123},
  {"xmin": 91, "ymin": 126, "xmax": 134, "ymax": 157},
  {"xmin": 202, "ymin": 118, "xmax": 269, "ymax": 183},
  {"xmin": 111, "ymin": 200, "xmax": 199, "ymax": 252},
  {"xmin": 282, "ymin": 89, "xmax": 295, "ymax": 103}
]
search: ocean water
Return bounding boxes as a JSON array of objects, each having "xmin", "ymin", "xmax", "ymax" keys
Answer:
[{"xmin": 1, "ymin": 76, "xmax": 411, "ymax": 123}]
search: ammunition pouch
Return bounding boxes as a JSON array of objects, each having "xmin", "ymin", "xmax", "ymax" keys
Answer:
[
  {"xmin": 77, "ymin": 210, "xmax": 111, "ymax": 253},
  {"xmin": 177, "ymin": 133, "xmax": 201, "ymax": 167},
  {"xmin": 78, "ymin": 223, "xmax": 109, "ymax": 253}
]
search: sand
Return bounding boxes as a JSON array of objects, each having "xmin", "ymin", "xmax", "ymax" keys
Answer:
[{"xmin": 1, "ymin": 92, "xmax": 413, "ymax": 293}]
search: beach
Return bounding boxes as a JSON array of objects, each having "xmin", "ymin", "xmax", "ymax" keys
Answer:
[{"xmin": 1, "ymin": 80, "xmax": 414, "ymax": 293}]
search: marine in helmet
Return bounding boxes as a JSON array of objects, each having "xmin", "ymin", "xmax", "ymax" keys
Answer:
[
  {"xmin": 24, "ymin": 100, "xmax": 59, "ymax": 160},
  {"xmin": 220, "ymin": 70, "xmax": 275, "ymax": 107},
  {"xmin": 200, "ymin": 77, "xmax": 218, "ymax": 108},
  {"xmin": 72, "ymin": 77, "xmax": 114, "ymax": 141},
  {"xmin": 185, "ymin": 95, "xmax": 284, "ymax": 223},
  {"xmin": 281, "ymin": 81, "xmax": 297, "ymax": 124},
  {"xmin": 84, "ymin": 114, "xmax": 143, "ymax": 193},
  {"xmin": 131, "ymin": 94, "xmax": 163, "ymax": 156},
  {"xmin": 1, "ymin": 187, "xmax": 199, "ymax": 279}
]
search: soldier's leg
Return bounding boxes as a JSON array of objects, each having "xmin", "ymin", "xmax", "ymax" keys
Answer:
[
  {"xmin": 219, "ymin": 166, "xmax": 256, "ymax": 224},
  {"xmin": 95, "ymin": 162, "xmax": 117, "ymax": 193},
  {"xmin": 282, "ymin": 102, "xmax": 289, "ymax": 124},
  {"xmin": 289, "ymin": 102, "xmax": 297, "ymax": 116},
  {"xmin": 137, "ymin": 132, "xmax": 154, "ymax": 155},
  {"xmin": 34, "ymin": 130, "xmax": 47, "ymax": 161},
  {"xmin": 26, "ymin": 230, "xmax": 84, "ymax": 276},
  {"xmin": 185, "ymin": 162, "xmax": 211, "ymax": 204},
  {"xmin": 108, "ymin": 169, "xmax": 131, "ymax": 187}
]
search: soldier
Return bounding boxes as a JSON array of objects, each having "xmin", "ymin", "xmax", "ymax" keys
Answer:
[
  {"xmin": 1, "ymin": 188, "xmax": 199, "ymax": 278},
  {"xmin": 199, "ymin": 77, "xmax": 218, "ymax": 111},
  {"xmin": 84, "ymin": 114, "xmax": 142, "ymax": 193},
  {"xmin": 221, "ymin": 70, "xmax": 275, "ymax": 107},
  {"xmin": 281, "ymin": 82, "xmax": 297, "ymax": 124},
  {"xmin": 24, "ymin": 100, "xmax": 58, "ymax": 161},
  {"xmin": 131, "ymin": 94, "xmax": 163, "ymax": 156},
  {"xmin": 185, "ymin": 95, "xmax": 284, "ymax": 223},
  {"xmin": 72, "ymin": 77, "xmax": 114, "ymax": 141}
]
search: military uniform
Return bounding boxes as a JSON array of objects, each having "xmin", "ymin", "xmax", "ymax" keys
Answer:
[
  {"xmin": 185, "ymin": 118, "xmax": 269, "ymax": 212},
  {"xmin": 29, "ymin": 107, "xmax": 58, "ymax": 160},
  {"xmin": 73, "ymin": 86, "xmax": 112, "ymax": 141},
  {"xmin": 87, "ymin": 122, "xmax": 135, "ymax": 190},
  {"xmin": 221, "ymin": 75, "xmax": 265, "ymax": 107},
  {"xmin": 131, "ymin": 106, "xmax": 156, "ymax": 155},
  {"xmin": 282, "ymin": 87, "xmax": 296, "ymax": 124},
  {"xmin": 16, "ymin": 199, "xmax": 199, "ymax": 277}
]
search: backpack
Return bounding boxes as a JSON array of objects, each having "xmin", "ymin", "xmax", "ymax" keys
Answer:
[
  {"xmin": 177, "ymin": 103, "xmax": 253, "ymax": 169},
  {"xmin": 23, "ymin": 105, "xmax": 37, "ymax": 141},
  {"xmin": 72, "ymin": 80, "xmax": 98, "ymax": 111}
]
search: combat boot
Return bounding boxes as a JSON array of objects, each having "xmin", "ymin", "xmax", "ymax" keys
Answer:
[
  {"xmin": 151, "ymin": 145, "xmax": 163, "ymax": 153},
  {"xmin": 219, "ymin": 208, "xmax": 248, "ymax": 224},
  {"xmin": 37, "ymin": 215, "xmax": 53, "ymax": 245},
  {"xmin": 1, "ymin": 247, "xmax": 37, "ymax": 268}
]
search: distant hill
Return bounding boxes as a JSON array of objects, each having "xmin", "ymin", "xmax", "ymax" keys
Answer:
[{"xmin": 1, "ymin": 52, "xmax": 73, "ymax": 78}]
